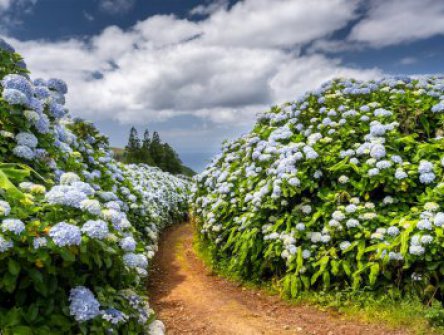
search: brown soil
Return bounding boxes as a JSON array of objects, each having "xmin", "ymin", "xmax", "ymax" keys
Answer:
[{"xmin": 147, "ymin": 222, "xmax": 409, "ymax": 335}]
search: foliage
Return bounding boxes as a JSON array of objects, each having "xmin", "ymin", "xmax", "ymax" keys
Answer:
[
  {"xmin": 0, "ymin": 39, "xmax": 189, "ymax": 334},
  {"xmin": 192, "ymin": 75, "xmax": 444, "ymax": 310},
  {"xmin": 121, "ymin": 127, "xmax": 195, "ymax": 177}
]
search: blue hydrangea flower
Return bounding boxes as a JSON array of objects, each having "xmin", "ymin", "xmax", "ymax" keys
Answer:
[
  {"xmin": 431, "ymin": 102, "xmax": 444, "ymax": 113},
  {"xmin": 376, "ymin": 160, "xmax": 392, "ymax": 169},
  {"xmin": 102, "ymin": 308, "xmax": 128, "ymax": 325},
  {"xmin": 421, "ymin": 235, "xmax": 433, "ymax": 244},
  {"xmin": 302, "ymin": 249, "xmax": 311, "ymax": 259},
  {"xmin": 33, "ymin": 78, "xmax": 47, "ymax": 86},
  {"xmin": 1, "ymin": 74, "xmax": 32, "ymax": 98},
  {"xmin": 79, "ymin": 199, "xmax": 102, "ymax": 215},
  {"xmin": 26, "ymin": 96, "xmax": 44, "ymax": 113},
  {"xmin": 388, "ymin": 252, "xmax": 403, "ymax": 261},
  {"xmin": 339, "ymin": 241, "xmax": 351, "ymax": 251},
  {"xmin": 0, "ymin": 236, "xmax": 13, "ymax": 252},
  {"xmin": 35, "ymin": 114, "xmax": 50, "ymax": 134},
  {"xmin": 369, "ymin": 144, "xmax": 386, "ymax": 159},
  {"xmin": 12, "ymin": 145, "xmax": 35, "ymax": 160},
  {"xmin": 105, "ymin": 201, "xmax": 121, "ymax": 211},
  {"xmin": 418, "ymin": 161, "xmax": 433, "ymax": 174},
  {"xmin": 434, "ymin": 212, "xmax": 444, "ymax": 227},
  {"xmin": 369, "ymin": 121, "xmax": 387, "ymax": 136},
  {"xmin": 394, "ymin": 168, "xmax": 407, "ymax": 179},
  {"xmin": 49, "ymin": 222, "xmax": 81, "ymax": 247},
  {"xmin": 346, "ymin": 218, "xmax": 360, "ymax": 228},
  {"xmin": 419, "ymin": 172, "xmax": 435, "ymax": 184},
  {"xmin": 33, "ymin": 86, "xmax": 51, "ymax": 99},
  {"xmin": 295, "ymin": 223, "xmax": 305, "ymax": 231},
  {"xmin": 368, "ymin": 168, "xmax": 380, "ymax": 176},
  {"xmin": 69, "ymin": 286, "xmax": 101, "ymax": 322},
  {"xmin": 417, "ymin": 219, "xmax": 433, "ymax": 230},
  {"xmin": 61, "ymin": 173, "xmax": 80, "ymax": 185},
  {"xmin": 71, "ymin": 181, "xmax": 95, "ymax": 196},
  {"xmin": 374, "ymin": 108, "xmax": 392, "ymax": 117},
  {"xmin": 387, "ymin": 226, "xmax": 400, "ymax": 236},
  {"xmin": 16, "ymin": 132, "xmax": 38, "ymax": 148},
  {"xmin": 2, "ymin": 88, "xmax": 29, "ymax": 105},
  {"xmin": 49, "ymin": 102, "xmax": 66, "ymax": 118},
  {"xmin": 1, "ymin": 219, "xmax": 25, "ymax": 235},
  {"xmin": 24, "ymin": 110, "xmax": 40, "ymax": 123},
  {"xmin": 123, "ymin": 253, "xmax": 148, "ymax": 269},
  {"xmin": 0, "ymin": 200, "xmax": 11, "ymax": 216},
  {"xmin": 409, "ymin": 245, "xmax": 425, "ymax": 256},
  {"xmin": 320, "ymin": 235, "xmax": 331, "ymax": 243},
  {"xmin": 45, "ymin": 185, "xmax": 88, "ymax": 208},
  {"xmin": 33, "ymin": 237, "xmax": 48, "ymax": 249},
  {"xmin": 391, "ymin": 155, "xmax": 402, "ymax": 163},
  {"xmin": 81, "ymin": 220, "xmax": 109, "ymax": 240},
  {"xmin": 102, "ymin": 208, "xmax": 127, "ymax": 228},
  {"xmin": 50, "ymin": 91, "xmax": 66, "ymax": 105},
  {"xmin": 119, "ymin": 236, "xmax": 136, "ymax": 252},
  {"xmin": 47, "ymin": 78, "xmax": 68, "ymax": 94}
]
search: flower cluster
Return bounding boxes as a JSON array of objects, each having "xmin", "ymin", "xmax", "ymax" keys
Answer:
[{"xmin": 69, "ymin": 286, "xmax": 101, "ymax": 322}]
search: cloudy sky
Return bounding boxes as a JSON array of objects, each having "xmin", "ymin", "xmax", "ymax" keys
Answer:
[{"xmin": 1, "ymin": 0, "xmax": 444, "ymax": 171}]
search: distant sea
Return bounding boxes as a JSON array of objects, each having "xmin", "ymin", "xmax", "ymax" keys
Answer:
[{"xmin": 180, "ymin": 152, "xmax": 213, "ymax": 173}]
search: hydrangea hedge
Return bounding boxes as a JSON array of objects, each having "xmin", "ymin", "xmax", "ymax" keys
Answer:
[
  {"xmin": 0, "ymin": 40, "xmax": 189, "ymax": 334},
  {"xmin": 192, "ymin": 74, "xmax": 444, "ymax": 302}
]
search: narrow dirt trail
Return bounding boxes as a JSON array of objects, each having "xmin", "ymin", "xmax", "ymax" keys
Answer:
[{"xmin": 148, "ymin": 223, "xmax": 409, "ymax": 335}]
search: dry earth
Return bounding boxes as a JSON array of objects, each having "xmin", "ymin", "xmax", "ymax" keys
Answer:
[{"xmin": 148, "ymin": 222, "xmax": 409, "ymax": 335}]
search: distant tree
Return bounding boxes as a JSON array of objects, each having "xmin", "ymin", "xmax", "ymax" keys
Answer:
[
  {"xmin": 149, "ymin": 131, "xmax": 163, "ymax": 165},
  {"xmin": 141, "ymin": 129, "xmax": 155, "ymax": 165},
  {"xmin": 121, "ymin": 127, "xmax": 196, "ymax": 176},
  {"xmin": 161, "ymin": 143, "xmax": 183, "ymax": 174},
  {"xmin": 124, "ymin": 126, "xmax": 141, "ymax": 163}
]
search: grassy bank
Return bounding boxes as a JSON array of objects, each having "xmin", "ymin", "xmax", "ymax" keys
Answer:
[{"xmin": 193, "ymin": 224, "xmax": 444, "ymax": 335}]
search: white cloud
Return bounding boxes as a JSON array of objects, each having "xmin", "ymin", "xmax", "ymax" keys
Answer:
[
  {"xmin": 306, "ymin": 39, "xmax": 364, "ymax": 54},
  {"xmin": 270, "ymin": 55, "xmax": 381, "ymax": 102},
  {"xmin": 0, "ymin": 0, "xmax": 12, "ymax": 11},
  {"xmin": 99, "ymin": 0, "xmax": 136, "ymax": 14},
  {"xmin": 349, "ymin": 0, "xmax": 444, "ymax": 47},
  {"xmin": 5, "ymin": 0, "xmax": 381, "ymax": 130},
  {"xmin": 201, "ymin": 0, "xmax": 360, "ymax": 48},
  {"xmin": 190, "ymin": 0, "xmax": 229, "ymax": 16}
]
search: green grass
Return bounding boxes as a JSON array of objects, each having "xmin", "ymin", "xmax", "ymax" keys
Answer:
[
  {"xmin": 293, "ymin": 290, "xmax": 444, "ymax": 335},
  {"xmin": 193, "ymin": 230, "xmax": 444, "ymax": 335}
]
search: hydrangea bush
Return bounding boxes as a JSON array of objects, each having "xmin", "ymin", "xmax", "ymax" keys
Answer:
[
  {"xmin": 0, "ymin": 39, "xmax": 188, "ymax": 334},
  {"xmin": 193, "ymin": 74, "xmax": 444, "ymax": 302}
]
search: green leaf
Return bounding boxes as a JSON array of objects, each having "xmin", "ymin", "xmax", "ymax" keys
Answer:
[
  {"xmin": 8, "ymin": 259, "xmax": 20, "ymax": 276},
  {"xmin": 0, "ymin": 168, "xmax": 25, "ymax": 200},
  {"xmin": 28, "ymin": 269, "xmax": 48, "ymax": 297},
  {"xmin": 369, "ymin": 263, "xmax": 380, "ymax": 286},
  {"xmin": 311, "ymin": 256, "xmax": 329, "ymax": 285},
  {"xmin": 3, "ymin": 307, "xmax": 22, "ymax": 327},
  {"xmin": 10, "ymin": 326, "xmax": 33, "ymax": 335},
  {"xmin": 290, "ymin": 275, "xmax": 299, "ymax": 298},
  {"xmin": 3, "ymin": 272, "xmax": 19, "ymax": 293}
]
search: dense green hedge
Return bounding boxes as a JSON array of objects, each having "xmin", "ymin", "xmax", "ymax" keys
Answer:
[
  {"xmin": 193, "ymin": 75, "xmax": 444, "ymax": 302},
  {"xmin": 0, "ymin": 39, "xmax": 188, "ymax": 334}
]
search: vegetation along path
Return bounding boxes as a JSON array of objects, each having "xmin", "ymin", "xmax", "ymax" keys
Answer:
[{"xmin": 148, "ymin": 223, "xmax": 409, "ymax": 335}]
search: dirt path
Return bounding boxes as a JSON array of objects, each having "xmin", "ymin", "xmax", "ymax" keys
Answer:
[{"xmin": 148, "ymin": 223, "xmax": 409, "ymax": 335}]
